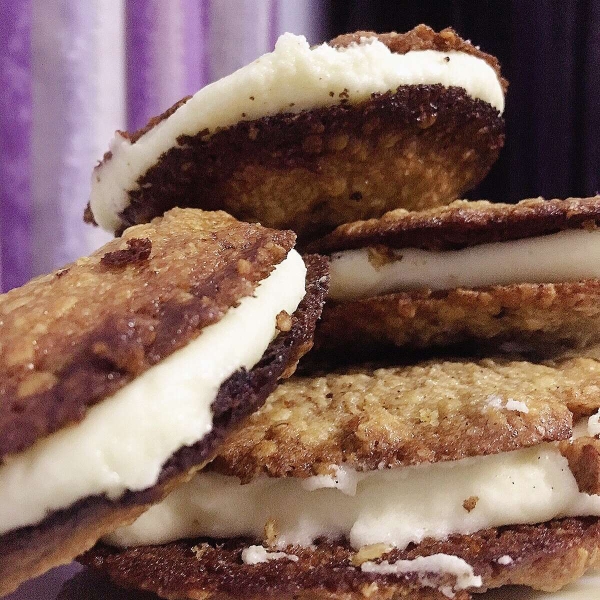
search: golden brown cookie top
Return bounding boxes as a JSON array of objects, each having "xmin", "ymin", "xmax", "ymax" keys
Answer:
[
  {"xmin": 331, "ymin": 25, "xmax": 507, "ymax": 93},
  {"xmin": 0, "ymin": 208, "xmax": 295, "ymax": 459},
  {"xmin": 308, "ymin": 197, "xmax": 600, "ymax": 254},
  {"xmin": 206, "ymin": 354, "xmax": 595, "ymax": 481}
]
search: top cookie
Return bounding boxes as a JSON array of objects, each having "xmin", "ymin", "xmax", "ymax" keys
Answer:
[
  {"xmin": 329, "ymin": 26, "xmax": 506, "ymax": 90},
  {"xmin": 86, "ymin": 26, "xmax": 506, "ymax": 242}
]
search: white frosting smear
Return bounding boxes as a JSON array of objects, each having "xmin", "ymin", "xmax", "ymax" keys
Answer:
[
  {"xmin": 241, "ymin": 545, "xmax": 299, "ymax": 565},
  {"xmin": 329, "ymin": 229, "xmax": 600, "ymax": 301},
  {"xmin": 588, "ymin": 410, "xmax": 600, "ymax": 437},
  {"xmin": 361, "ymin": 554, "xmax": 482, "ymax": 598},
  {"xmin": 0, "ymin": 250, "xmax": 306, "ymax": 535},
  {"xmin": 106, "ymin": 443, "xmax": 600, "ymax": 549},
  {"xmin": 300, "ymin": 464, "xmax": 361, "ymax": 495},
  {"xmin": 90, "ymin": 33, "xmax": 504, "ymax": 232},
  {"xmin": 486, "ymin": 394, "xmax": 529, "ymax": 414}
]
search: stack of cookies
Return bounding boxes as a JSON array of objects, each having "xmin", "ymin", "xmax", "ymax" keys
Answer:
[{"xmin": 2, "ymin": 25, "xmax": 600, "ymax": 600}]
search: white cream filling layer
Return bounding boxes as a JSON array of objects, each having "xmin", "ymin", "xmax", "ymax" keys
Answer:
[
  {"xmin": 106, "ymin": 442, "xmax": 600, "ymax": 550},
  {"xmin": 90, "ymin": 33, "xmax": 504, "ymax": 233},
  {"xmin": 0, "ymin": 250, "xmax": 306, "ymax": 536},
  {"xmin": 329, "ymin": 229, "xmax": 600, "ymax": 301}
]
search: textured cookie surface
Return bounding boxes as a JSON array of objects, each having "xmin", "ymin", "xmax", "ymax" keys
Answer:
[
  {"xmin": 0, "ymin": 208, "xmax": 294, "ymax": 460},
  {"xmin": 0, "ymin": 254, "xmax": 329, "ymax": 597},
  {"xmin": 316, "ymin": 279, "xmax": 600, "ymax": 356},
  {"xmin": 206, "ymin": 356, "xmax": 585, "ymax": 481},
  {"xmin": 114, "ymin": 86, "xmax": 504, "ymax": 244},
  {"xmin": 308, "ymin": 196, "xmax": 600, "ymax": 254},
  {"xmin": 81, "ymin": 518, "xmax": 600, "ymax": 600},
  {"xmin": 87, "ymin": 26, "xmax": 505, "ymax": 243}
]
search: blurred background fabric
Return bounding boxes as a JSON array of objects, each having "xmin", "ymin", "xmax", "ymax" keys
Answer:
[
  {"xmin": 0, "ymin": 0, "xmax": 326, "ymax": 291},
  {"xmin": 0, "ymin": 0, "xmax": 598, "ymax": 292}
]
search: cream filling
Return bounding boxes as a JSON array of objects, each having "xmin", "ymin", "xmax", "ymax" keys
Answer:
[
  {"xmin": 90, "ymin": 32, "xmax": 505, "ymax": 233},
  {"xmin": 106, "ymin": 442, "xmax": 600, "ymax": 550},
  {"xmin": 328, "ymin": 229, "xmax": 600, "ymax": 301},
  {"xmin": 0, "ymin": 250, "xmax": 306, "ymax": 536}
]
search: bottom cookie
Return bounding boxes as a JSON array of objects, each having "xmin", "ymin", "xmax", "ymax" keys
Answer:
[{"xmin": 81, "ymin": 518, "xmax": 600, "ymax": 600}]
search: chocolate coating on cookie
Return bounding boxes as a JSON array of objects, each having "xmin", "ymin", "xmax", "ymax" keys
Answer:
[
  {"xmin": 81, "ymin": 518, "xmax": 600, "ymax": 599},
  {"xmin": 100, "ymin": 238, "xmax": 152, "ymax": 267},
  {"xmin": 0, "ymin": 209, "xmax": 295, "ymax": 460},
  {"xmin": 309, "ymin": 197, "xmax": 600, "ymax": 254},
  {"xmin": 0, "ymin": 255, "xmax": 329, "ymax": 597}
]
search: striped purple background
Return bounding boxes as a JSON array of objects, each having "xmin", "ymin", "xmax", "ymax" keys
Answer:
[
  {"xmin": 1, "ymin": 5, "xmax": 325, "ymax": 594},
  {"xmin": 0, "ymin": 0, "xmax": 325, "ymax": 292},
  {"xmin": 0, "ymin": 1, "xmax": 32, "ymax": 292}
]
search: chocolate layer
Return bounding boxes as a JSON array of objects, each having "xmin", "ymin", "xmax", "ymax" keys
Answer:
[
  {"xmin": 82, "ymin": 518, "xmax": 600, "ymax": 599},
  {"xmin": 108, "ymin": 86, "xmax": 503, "ymax": 244},
  {"xmin": 0, "ymin": 255, "xmax": 329, "ymax": 597}
]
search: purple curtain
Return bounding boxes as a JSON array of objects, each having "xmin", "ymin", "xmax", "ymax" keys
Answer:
[{"xmin": 0, "ymin": 0, "xmax": 325, "ymax": 293}]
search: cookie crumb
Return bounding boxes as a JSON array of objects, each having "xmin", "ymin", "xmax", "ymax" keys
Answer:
[
  {"xmin": 264, "ymin": 518, "xmax": 279, "ymax": 546},
  {"xmin": 276, "ymin": 310, "xmax": 293, "ymax": 332},
  {"xmin": 463, "ymin": 496, "xmax": 479, "ymax": 512},
  {"xmin": 582, "ymin": 219, "xmax": 598, "ymax": 231},
  {"xmin": 351, "ymin": 543, "xmax": 393, "ymax": 567},
  {"xmin": 237, "ymin": 259, "xmax": 253, "ymax": 275},
  {"xmin": 360, "ymin": 582, "xmax": 379, "ymax": 597},
  {"xmin": 101, "ymin": 238, "xmax": 152, "ymax": 267},
  {"xmin": 191, "ymin": 543, "xmax": 210, "ymax": 560},
  {"xmin": 367, "ymin": 246, "xmax": 398, "ymax": 269}
]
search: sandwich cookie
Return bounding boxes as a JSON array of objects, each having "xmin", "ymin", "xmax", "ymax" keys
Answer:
[
  {"xmin": 0, "ymin": 208, "xmax": 328, "ymax": 596},
  {"xmin": 86, "ymin": 25, "xmax": 506, "ymax": 243},
  {"xmin": 309, "ymin": 196, "xmax": 600, "ymax": 355},
  {"xmin": 82, "ymin": 354, "xmax": 600, "ymax": 599}
]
